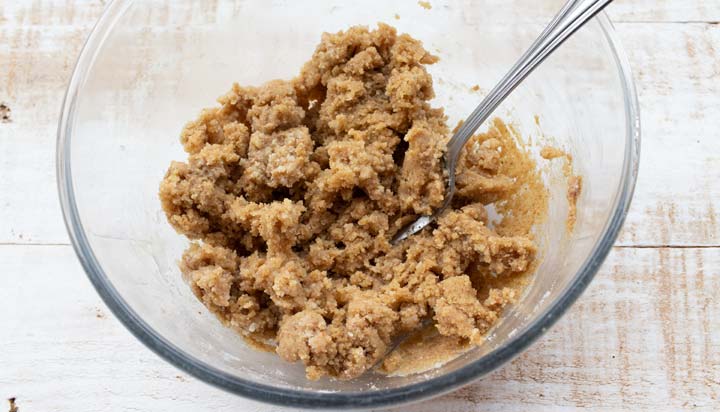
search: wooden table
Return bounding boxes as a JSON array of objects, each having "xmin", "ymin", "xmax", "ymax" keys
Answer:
[{"xmin": 1, "ymin": 1, "xmax": 718, "ymax": 410}]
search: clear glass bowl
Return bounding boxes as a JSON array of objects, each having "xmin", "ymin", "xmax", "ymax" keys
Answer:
[{"xmin": 57, "ymin": 0, "xmax": 640, "ymax": 408}]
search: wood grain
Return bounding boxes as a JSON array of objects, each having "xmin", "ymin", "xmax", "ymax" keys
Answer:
[
  {"xmin": 1, "ymin": 1, "xmax": 718, "ymax": 247},
  {"xmin": 1, "ymin": 246, "xmax": 716, "ymax": 411},
  {"xmin": 0, "ymin": 1, "xmax": 102, "ymax": 245},
  {"xmin": 1, "ymin": 1, "xmax": 718, "ymax": 411},
  {"xmin": 614, "ymin": 21, "xmax": 720, "ymax": 247},
  {"xmin": 609, "ymin": 1, "xmax": 720, "ymax": 23}
]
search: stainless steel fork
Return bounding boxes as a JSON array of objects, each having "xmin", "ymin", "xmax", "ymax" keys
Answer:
[{"xmin": 393, "ymin": 0, "xmax": 616, "ymax": 244}]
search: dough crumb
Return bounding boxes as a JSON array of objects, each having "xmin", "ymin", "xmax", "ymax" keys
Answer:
[
  {"xmin": 567, "ymin": 175, "xmax": 582, "ymax": 231},
  {"xmin": 541, "ymin": 146, "xmax": 583, "ymax": 231},
  {"xmin": 540, "ymin": 146, "xmax": 564, "ymax": 160},
  {"xmin": 418, "ymin": 1, "xmax": 432, "ymax": 10},
  {"xmin": 160, "ymin": 24, "xmax": 547, "ymax": 380}
]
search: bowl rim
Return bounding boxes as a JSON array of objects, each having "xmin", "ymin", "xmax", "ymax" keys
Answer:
[{"xmin": 56, "ymin": 2, "xmax": 641, "ymax": 409}]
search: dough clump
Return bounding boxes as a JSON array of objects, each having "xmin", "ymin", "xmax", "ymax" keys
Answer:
[{"xmin": 160, "ymin": 24, "xmax": 538, "ymax": 380}]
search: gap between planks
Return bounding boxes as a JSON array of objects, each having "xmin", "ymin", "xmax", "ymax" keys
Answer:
[
  {"xmin": 614, "ymin": 244, "xmax": 720, "ymax": 249},
  {"xmin": 0, "ymin": 242, "xmax": 71, "ymax": 247},
  {"xmin": 0, "ymin": 242, "xmax": 719, "ymax": 249},
  {"xmin": 614, "ymin": 20, "xmax": 720, "ymax": 24}
]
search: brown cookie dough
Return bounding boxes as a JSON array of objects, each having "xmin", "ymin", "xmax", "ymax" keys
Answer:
[{"xmin": 160, "ymin": 24, "xmax": 546, "ymax": 380}]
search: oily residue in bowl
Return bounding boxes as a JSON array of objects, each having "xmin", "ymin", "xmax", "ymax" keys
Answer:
[{"xmin": 541, "ymin": 146, "xmax": 583, "ymax": 232}]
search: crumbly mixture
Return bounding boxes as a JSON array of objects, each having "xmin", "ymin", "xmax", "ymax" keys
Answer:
[{"xmin": 160, "ymin": 24, "xmax": 546, "ymax": 380}]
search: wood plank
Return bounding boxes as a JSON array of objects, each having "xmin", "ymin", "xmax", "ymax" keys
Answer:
[
  {"xmin": 432, "ymin": 246, "xmax": 720, "ymax": 411},
  {"xmin": 1, "ymin": 1, "xmax": 717, "ymax": 26},
  {"xmin": 0, "ymin": 245, "xmax": 260, "ymax": 412},
  {"xmin": 1, "ymin": 245, "xmax": 717, "ymax": 411},
  {"xmin": 0, "ymin": 1, "xmax": 106, "ymax": 27},
  {"xmin": 1, "ymin": 3, "xmax": 718, "ymax": 247},
  {"xmin": 609, "ymin": 1, "xmax": 720, "ymax": 23},
  {"xmin": 613, "ymin": 22, "xmax": 720, "ymax": 247},
  {"xmin": 0, "ymin": 4, "xmax": 100, "ymax": 245}
]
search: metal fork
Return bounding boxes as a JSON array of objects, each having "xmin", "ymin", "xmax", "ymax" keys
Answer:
[{"xmin": 392, "ymin": 0, "xmax": 615, "ymax": 244}]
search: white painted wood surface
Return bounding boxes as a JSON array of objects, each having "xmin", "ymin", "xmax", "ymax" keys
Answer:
[{"xmin": 1, "ymin": 1, "xmax": 719, "ymax": 411}]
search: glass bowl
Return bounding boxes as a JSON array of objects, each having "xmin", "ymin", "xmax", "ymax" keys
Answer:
[{"xmin": 57, "ymin": 0, "xmax": 640, "ymax": 409}]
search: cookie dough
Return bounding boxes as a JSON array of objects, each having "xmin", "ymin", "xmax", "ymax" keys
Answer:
[{"xmin": 160, "ymin": 24, "xmax": 546, "ymax": 380}]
